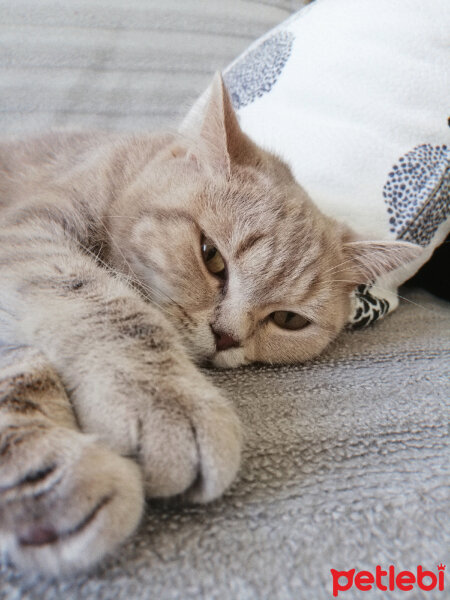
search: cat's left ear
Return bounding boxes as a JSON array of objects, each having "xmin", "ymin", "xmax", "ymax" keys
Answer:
[
  {"xmin": 195, "ymin": 72, "xmax": 257, "ymax": 175},
  {"xmin": 343, "ymin": 239, "xmax": 422, "ymax": 284}
]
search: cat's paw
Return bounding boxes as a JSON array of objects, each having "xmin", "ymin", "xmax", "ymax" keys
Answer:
[
  {"xmin": 61, "ymin": 299, "xmax": 243, "ymax": 506},
  {"xmin": 139, "ymin": 375, "xmax": 242, "ymax": 503},
  {"xmin": 0, "ymin": 421, "xmax": 143, "ymax": 575}
]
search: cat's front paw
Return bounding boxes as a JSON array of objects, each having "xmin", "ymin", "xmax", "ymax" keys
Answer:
[
  {"xmin": 0, "ymin": 423, "xmax": 143, "ymax": 575},
  {"xmin": 139, "ymin": 376, "xmax": 242, "ymax": 503}
]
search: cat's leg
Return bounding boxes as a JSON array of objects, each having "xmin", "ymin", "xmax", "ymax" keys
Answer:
[
  {"xmin": 24, "ymin": 274, "xmax": 242, "ymax": 504},
  {"xmin": 1, "ymin": 221, "xmax": 241, "ymax": 502},
  {"xmin": 0, "ymin": 344, "xmax": 144, "ymax": 575}
]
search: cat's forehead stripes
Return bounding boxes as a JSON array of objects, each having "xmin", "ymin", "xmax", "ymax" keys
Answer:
[
  {"xmin": 146, "ymin": 207, "xmax": 196, "ymax": 225},
  {"xmin": 233, "ymin": 232, "xmax": 267, "ymax": 259},
  {"xmin": 223, "ymin": 214, "xmax": 336, "ymax": 320}
]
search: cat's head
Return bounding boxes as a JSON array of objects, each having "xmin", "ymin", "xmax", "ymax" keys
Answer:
[{"xmin": 111, "ymin": 74, "xmax": 420, "ymax": 367}]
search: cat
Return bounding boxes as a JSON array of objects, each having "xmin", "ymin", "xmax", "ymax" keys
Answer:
[{"xmin": 0, "ymin": 74, "xmax": 420, "ymax": 575}]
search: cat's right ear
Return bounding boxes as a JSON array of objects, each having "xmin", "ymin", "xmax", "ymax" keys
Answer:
[{"xmin": 342, "ymin": 238, "xmax": 423, "ymax": 285}]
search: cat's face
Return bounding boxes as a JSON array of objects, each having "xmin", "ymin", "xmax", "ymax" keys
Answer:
[{"xmin": 110, "ymin": 75, "xmax": 419, "ymax": 368}]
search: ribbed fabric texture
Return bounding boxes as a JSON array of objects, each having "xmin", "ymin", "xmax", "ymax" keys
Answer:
[{"xmin": 0, "ymin": 0, "xmax": 302, "ymax": 134}]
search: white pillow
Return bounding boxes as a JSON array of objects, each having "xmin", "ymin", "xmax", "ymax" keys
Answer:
[{"xmin": 186, "ymin": 0, "xmax": 450, "ymax": 327}]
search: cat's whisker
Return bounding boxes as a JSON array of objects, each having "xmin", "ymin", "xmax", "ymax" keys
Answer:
[
  {"xmin": 331, "ymin": 279, "xmax": 438, "ymax": 315},
  {"xmin": 0, "ymin": 344, "xmax": 25, "ymax": 351},
  {"xmin": 326, "ymin": 267, "xmax": 356, "ymax": 278},
  {"xmin": 0, "ymin": 306, "xmax": 15, "ymax": 317},
  {"xmin": 97, "ymin": 225, "xmax": 178, "ymax": 310},
  {"xmin": 106, "ymin": 244, "xmax": 197, "ymax": 326},
  {"xmin": 93, "ymin": 241, "xmax": 104, "ymax": 263},
  {"xmin": 322, "ymin": 258, "xmax": 356, "ymax": 276},
  {"xmin": 27, "ymin": 215, "xmax": 178, "ymax": 322},
  {"xmin": 100, "ymin": 222, "xmax": 194, "ymax": 324},
  {"xmin": 106, "ymin": 215, "xmax": 142, "ymax": 221}
]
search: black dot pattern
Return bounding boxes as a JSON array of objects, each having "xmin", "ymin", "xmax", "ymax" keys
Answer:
[
  {"xmin": 349, "ymin": 285, "xmax": 390, "ymax": 330},
  {"xmin": 383, "ymin": 144, "xmax": 450, "ymax": 246},
  {"xmin": 223, "ymin": 31, "xmax": 295, "ymax": 110}
]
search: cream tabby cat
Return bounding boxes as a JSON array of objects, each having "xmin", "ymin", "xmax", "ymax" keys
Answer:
[{"xmin": 0, "ymin": 75, "xmax": 419, "ymax": 575}]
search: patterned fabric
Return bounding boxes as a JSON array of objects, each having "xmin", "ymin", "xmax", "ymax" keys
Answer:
[
  {"xmin": 349, "ymin": 285, "xmax": 390, "ymax": 329},
  {"xmin": 383, "ymin": 144, "xmax": 450, "ymax": 246},
  {"xmin": 224, "ymin": 31, "xmax": 295, "ymax": 109}
]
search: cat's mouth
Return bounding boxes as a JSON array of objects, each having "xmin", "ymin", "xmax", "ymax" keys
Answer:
[
  {"xmin": 176, "ymin": 320, "xmax": 247, "ymax": 369},
  {"xmin": 209, "ymin": 347, "xmax": 247, "ymax": 369}
]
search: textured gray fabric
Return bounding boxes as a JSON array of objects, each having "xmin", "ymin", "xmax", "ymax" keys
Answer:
[
  {"xmin": 1, "ymin": 1, "xmax": 449, "ymax": 598},
  {"xmin": 1, "ymin": 289, "xmax": 449, "ymax": 598},
  {"xmin": 0, "ymin": 0, "xmax": 304, "ymax": 135}
]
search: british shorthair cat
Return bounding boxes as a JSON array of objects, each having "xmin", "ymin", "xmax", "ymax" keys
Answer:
[{"xmin": 0, "ymin": 74, "xmax": 419, "ymax": 574}]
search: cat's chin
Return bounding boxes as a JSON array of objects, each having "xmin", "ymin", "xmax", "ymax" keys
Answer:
[{"xmin": 210, "ymin": 348, "xmax": 248, "ymax": 369}]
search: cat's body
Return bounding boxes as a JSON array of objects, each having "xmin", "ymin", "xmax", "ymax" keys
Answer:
[{"xmin": 0, "ymin": 75, "xmax": 419, "ymax": 575}]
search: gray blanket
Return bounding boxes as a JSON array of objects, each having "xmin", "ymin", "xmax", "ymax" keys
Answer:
[
  {"xmin": 1, "ymin": 289, "xmax": 448, "ymax": 598},
  {"xmin": 0, "ymin": 1, "xmax": 448, "ymax": 598}
]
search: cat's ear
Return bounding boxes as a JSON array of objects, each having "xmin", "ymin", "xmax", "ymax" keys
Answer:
[
  {"xmin": 197, "ymin": 72, "xmax": 256, "ymax": 175},
  {"xmin": 343, "ymin": 239, "xmax": 422, "ymax": 284},
  {"xmin": 197, "ymin": 73, "xmax": 232, "ymax": 175}
]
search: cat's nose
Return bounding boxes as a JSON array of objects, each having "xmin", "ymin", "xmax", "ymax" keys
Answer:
[{"xmin": 211, "ymin": 326, "xmax": 240, "ymax": 352}]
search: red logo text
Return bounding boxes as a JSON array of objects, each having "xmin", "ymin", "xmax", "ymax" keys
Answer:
[{"xmin": 330, "ymin": 564, "xmax": 445, "ymax": 597}]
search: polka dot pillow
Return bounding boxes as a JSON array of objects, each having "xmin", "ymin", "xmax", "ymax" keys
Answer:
[{"xmin": 187, "ymin": 0, "xmax": 450, "ymax": 327}]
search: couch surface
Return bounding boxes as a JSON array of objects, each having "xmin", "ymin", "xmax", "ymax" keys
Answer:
[{"xmin": 0, "ymin": 1, "xmax": 448, "ymax": 598}]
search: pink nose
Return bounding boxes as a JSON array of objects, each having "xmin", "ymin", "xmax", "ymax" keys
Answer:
[{"xmin": 211, "ymin": 327, "xmax": 240, "ymax": 352}]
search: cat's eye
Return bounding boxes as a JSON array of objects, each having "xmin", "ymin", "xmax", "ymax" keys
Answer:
[
  {"xmin": 201, "ymin": 236, "xmax": 226, "ymax": 279},
  {"xmin": 270, "ymin": 311, "xmax": 310, "ymax": 331}
]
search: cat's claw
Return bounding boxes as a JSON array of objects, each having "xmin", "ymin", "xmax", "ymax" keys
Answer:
[
  {"xmin": 185, "ymin": 391, "xmax": 243, "ymax": 503},
  {"xmin": 139, "ymin": 379, "xmax": 242, "ymax": 503},
  {"xmin": 0, "ymin": 423, "xmax": 144, "ymax": 575}
]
